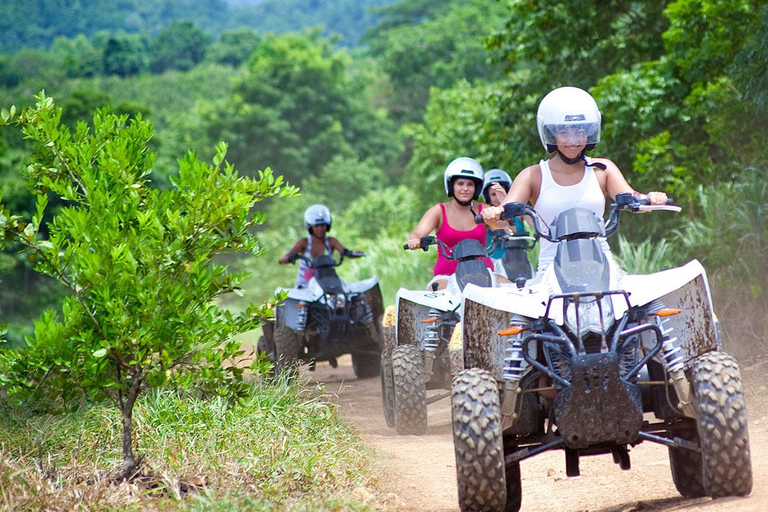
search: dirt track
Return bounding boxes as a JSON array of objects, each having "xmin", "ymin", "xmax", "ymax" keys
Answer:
[{"xmin": 306, "ymin": 354, "xmax": 767, "ymax": 512}]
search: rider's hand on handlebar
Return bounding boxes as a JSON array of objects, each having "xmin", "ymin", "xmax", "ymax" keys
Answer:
[
  {"xmin": 646, "ymin": 191, "xmax": 668, "ymax": 205},
  {"xmin": 481, "ymin": 205, "xmax": 503, "ymax": 224},
  {"xmin": 405, "ymin": 238, "xmax": 421, "ymax": 250}
]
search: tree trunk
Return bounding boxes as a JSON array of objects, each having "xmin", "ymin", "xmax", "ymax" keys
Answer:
[{"xmin": 120, "ymin": 377, "xmax": 142, "ymax": 479}]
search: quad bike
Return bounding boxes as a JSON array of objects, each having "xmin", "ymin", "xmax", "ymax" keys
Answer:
[
  {"xmin": 260, "ymin": 250, "xmax": 384, "ymax": 379},
  {"xmin": 487, "ymin": 226, "xmax": 537, "ymax": 286},
  {"xmin": 381, "ymin": 233, "xmax": 534, "ymax": 435},
  {"xmin": 451, "ymin": 194, "xmax": 752, "ymax": 512}
]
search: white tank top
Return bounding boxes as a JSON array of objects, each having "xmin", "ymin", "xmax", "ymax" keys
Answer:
[{"xmin": 534, "ymin": 158, "xmax": 610, "ymax": 270}]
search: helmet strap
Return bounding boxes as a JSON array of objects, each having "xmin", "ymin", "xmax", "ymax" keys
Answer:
[
  {"xmin": 455, "ymin": 198, "xmax": 473, "ymax": 207},
  {"xmin": 556, "ymin": 149, "xmax": 587, "ymax": 165}
]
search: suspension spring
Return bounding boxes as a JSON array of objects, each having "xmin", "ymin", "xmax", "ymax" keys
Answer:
[
  {"xmin": 359, "ymin": 298, "xmax": 373, "ymax": 324},
  {"xmin": 296, "ymin": 302, "xmax": 308, "ymax": 331},
  {"xmin": 502, "ymin": 336, "xmax": 528, "ymax": 382},
  {"xmin": 659, "ymin": 318, "xmax": 684, "ymax": 373},
  {"xmin": 422, "ymin": 308, "xmax": 441, "ymax": 352}
]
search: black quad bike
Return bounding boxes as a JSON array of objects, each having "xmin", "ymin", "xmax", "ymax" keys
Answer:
[{"xmin": 259, "ymin": 250, "xmax": 384, "ymax": 378}]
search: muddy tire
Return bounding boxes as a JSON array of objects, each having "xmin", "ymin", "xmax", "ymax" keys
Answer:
[
  {"xmin": 273, "ymin": 326, "xmax": 302, "ymax": 378},
  {"xmin": 668, "ymin": 425, "xmax": 706, "ymax": 497},
  {"xmin": 352, "ymin": 348, "xmax": 381, "ymax": 379},
  {"xmin": 392, "ymin": 344, "xmax": 427, "ymax": 435},
  {"xmin": 690, "ymin": 351, "xmax": 752, "ymax": 497},
  {"xmin": 381, "ymin": 354, "xmax": 396, "ymax": 427},
  {"xmin": 452, "ymin": 368, "xmax": 513, "ymax": 512}
]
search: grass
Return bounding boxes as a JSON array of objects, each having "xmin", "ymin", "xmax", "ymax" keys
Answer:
[{"xmin": 0, "ymin": 377, "xmax": 381, "ymax": 511}]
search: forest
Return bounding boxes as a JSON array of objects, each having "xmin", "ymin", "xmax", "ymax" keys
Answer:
[
  {"xmin": 0, "ymin": 0, "xmax": 765, "ymax": 358},
  {"xmin": 0, "ymin": 0, "xmax": 766, "ymax": 509}
]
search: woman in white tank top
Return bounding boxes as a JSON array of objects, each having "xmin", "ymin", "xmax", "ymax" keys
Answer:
[{"xmin": 481, "ymin": 86, "xmax": 668, "ymax": 272}]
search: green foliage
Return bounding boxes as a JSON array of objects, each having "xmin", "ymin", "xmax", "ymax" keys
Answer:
[
  {"xmin": 230, "ymin": 0, "xmax": 399, "ymax": 47},
  {"xmin": 201, "ymin": 30, "xmax": 400, "ymax": 185},
  {"xmin": 365, "ymin": 0, "xmax": 507, "ymax": 123},
  {"xmin": 0, "ymin": 383, "xmax": 377, "ymax": 510},
  {"xmin": 405, "ymin": 79, "xmax": 502, "ymax": 209},
  {"xmin": 0, "ymin": 93, "xmax": 296, "ymax": 472},
  {"xmin": 102, "ymin": 33, "xmax": 149, "ymax": 77},
  {"xmin": 612, "ymin": 235, "xmax": 679, "ymax": 275},
  {"xmin": 149, "ymin": 21, "xmax": 211, "ymax": 73},
  {"xmin": 208, "ymin": 28, "xmax": 262, "ymax": 67},
  {"xmin": 0, "ymin": 0, "xmax": 229, "ymax": 53}
]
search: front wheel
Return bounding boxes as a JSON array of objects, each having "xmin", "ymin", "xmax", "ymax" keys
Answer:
[
  {"xmin": 273, "ymin": 326, "xmax": 302, "ymax": 378},
  {"xmin": 691, "ymin": 351, "xmax": 752, "ymax": 497},
  {"xmin": 392, "ymin": 344, "xmax": 427, "ymax": 435},
  {"xmin": 452, "ymin": 368, "xmax": 513, "ymax": 512}
]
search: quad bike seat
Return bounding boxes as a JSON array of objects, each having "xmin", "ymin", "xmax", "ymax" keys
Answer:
[
  {"xmin": 456, "ymin": 259, "xmax": 492, "ymax": 290},
  {"xmin": 313, "ymin": 256, "xmax": 344, "ymax": 294}
]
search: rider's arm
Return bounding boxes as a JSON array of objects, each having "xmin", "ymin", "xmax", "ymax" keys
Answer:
[
  {"xmin": 328, "ymin": 237, "xmax": 346, "ymax": 255},
  {"xmin": 279, "ymin": 238, "xmax": 307, "ymax": 264},
  {"xmin": 405, "ymin": 204, "xmax": 441, "ymax": 250},
  {"xmin": 482, "ymin": 165, "xmax": 538, "ymax": 223},
  {"xmin": 596, "ymin": 157, "xmax": 668, "ymax": 205}
]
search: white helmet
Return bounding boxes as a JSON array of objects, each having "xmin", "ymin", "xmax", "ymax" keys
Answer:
[
  {"xmin": 303, "ymin": 204, "xmax": 332, "ymax": 232},
  {"xmin": 536, "ymin": 86, "xmax": 601, "ymax": 153},
  {"xmin": 444, "ymin": 157, "xmax": 484, "ymax": 200},
  {"xmin": 481, "ymin": 169, "xmax": 512, "ymax": 203}
]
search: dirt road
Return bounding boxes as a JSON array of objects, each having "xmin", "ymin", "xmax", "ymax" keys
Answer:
[{"xmin": 307, "ymin": 354, "xmax": 767, "ymax": 512}]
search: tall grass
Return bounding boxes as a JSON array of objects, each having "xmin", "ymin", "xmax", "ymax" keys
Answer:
[{"xmin": 0, "ymin": 379, "xmax": 380, "ymax": 511}]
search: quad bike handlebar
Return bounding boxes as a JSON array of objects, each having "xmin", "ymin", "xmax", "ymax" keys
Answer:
[
  {"xmin": 496, "ymin": 192, "xmax": 680, "ymax": 242},
  {"xmin": 288, "ymin": 249, "xmax": 366, "ymax": 266}
]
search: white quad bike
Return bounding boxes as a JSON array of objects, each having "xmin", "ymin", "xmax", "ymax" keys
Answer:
[
  {"xmin": 381, "ymin": 232, "xmax": 534, "ymax": 435},
  {"xmin": 451, "ymin": 194, "xmax": 752, "ymax": 512},
  {"xmin": 261, "ymin": 251, "xmax": 384, "ymax": 379}
]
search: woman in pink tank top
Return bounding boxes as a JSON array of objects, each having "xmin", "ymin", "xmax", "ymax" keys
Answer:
[{"xmin": 405, "ymin": 157, "xmax": 493, "ymax": 289}]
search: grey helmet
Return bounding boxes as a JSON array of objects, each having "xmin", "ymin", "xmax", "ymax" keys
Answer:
[
  {"xmin": 536, "ymin": 86, "xmax": 601, "ymax": 153},
  {"xmin": 481, "ymin": 169, "xmax": 512, "ymax": 203},
  {"xmin": 444, "ymin": 157, "xmax": 484, "ymax": 200},
  {"xmin": 303, "ymin": 204, "xmax": 332, "ymax": 232}
]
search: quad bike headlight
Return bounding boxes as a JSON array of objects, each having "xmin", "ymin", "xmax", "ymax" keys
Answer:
[
  {"xmin": 565, "ymin": 296, "xmax": 615, "ymax": 338},
  {"xmin": 332, "ymin": 294, "xmax": 346, "ymax": 311}
]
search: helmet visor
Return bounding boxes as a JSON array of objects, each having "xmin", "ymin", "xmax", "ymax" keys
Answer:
[{"xmin": 544, "ymin": 122, "xmax": 600, "ymax": 147}]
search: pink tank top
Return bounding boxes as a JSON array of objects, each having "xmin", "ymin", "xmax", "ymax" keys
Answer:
[{"xmin": 433, "ymin": 203, "xmax": 493, "ymax": 276}]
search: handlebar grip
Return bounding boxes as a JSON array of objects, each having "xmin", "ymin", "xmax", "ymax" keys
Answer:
[
  {"xmin": 403, "ymin": 244, "xmax": 409, "ymax": 250},
  {"xmin": 666, "ymin": 197, "xmax": 675, "ymax": 205}
]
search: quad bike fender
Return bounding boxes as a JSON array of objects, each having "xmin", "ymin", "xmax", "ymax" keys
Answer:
[
  {"xmin": 461, "ymin": 282, "xmax": 549, "ymax": 320},
  {"xmin": 274, "ymin": 297, "xmax": 305, "ymax": 330},
  {"xmin": 274, "ymin": 279, "xmax": 324, "ymax": 302},
  {"xmin": 460, "ymin": 285, "xmax": 532, "ymax": 379},
  {"xmin": 621, "ymin": 259, "xmax": 719, "ymax": 362},
  {"xmin": 347, "ymin": 276, "xmax": 380, "ymax": 294},
  {"xmin": 395, "ymin": 287, "xmax": 459, "ymax": 348}
]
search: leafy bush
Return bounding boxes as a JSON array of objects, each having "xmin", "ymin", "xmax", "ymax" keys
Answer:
[{"xmin": 0, "ymin": 93, "xmax": 296, "ymax": 476}]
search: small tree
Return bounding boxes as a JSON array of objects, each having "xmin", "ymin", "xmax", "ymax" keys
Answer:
[{"xmin": 0, "ymin": 94, "xmax": 295, "ymax": 477}]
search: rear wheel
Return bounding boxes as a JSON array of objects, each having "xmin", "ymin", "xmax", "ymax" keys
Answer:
[
  {"xmin": 352, "ymin": 348, "xmax": 381, "ymax": 378},
  {"xmin": 273, "ymin": 326, "xmax": 302, "ymax": 378},
  {"xmin": 392, "ymin": 344, "xmax": 427, "ymax": 435},
  {"xmin": 380, "ymin": 354, "xmax": 395, "ymax": 427},
  {"xmin": 691, "ymin": 351, "xmax": 752, "ymax": 497},
  {"xmin": 452, "ymin": 368, "xmax": 512, "ymax": 512}
]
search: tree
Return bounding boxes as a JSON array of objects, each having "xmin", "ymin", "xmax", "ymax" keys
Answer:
[
  {"xmin": 102, "ymin": 33, "xmax": 148, "ymax": 77},
  {"xmin": 201, "ymin": 30, "xmax": 400, "ymax": 185},
  {"xmin": 365, "ymin": 0, "xmax": 507, "ymax": 123},
  {"xmin": 0, "ymin": 94, "xmax": 295, "ymax": 477},
  {"xmin": 208, "ymin": 27, "xmax": 262, "ymax": 67},
  {"xmin": 149, "ymin": 20, "xmax": 211, "ymax": 73}
]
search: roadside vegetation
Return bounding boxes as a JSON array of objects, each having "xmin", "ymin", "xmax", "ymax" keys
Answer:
[{"xmin": 1, "ymin": 378, "xmax": 379, "ymax": 511}]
